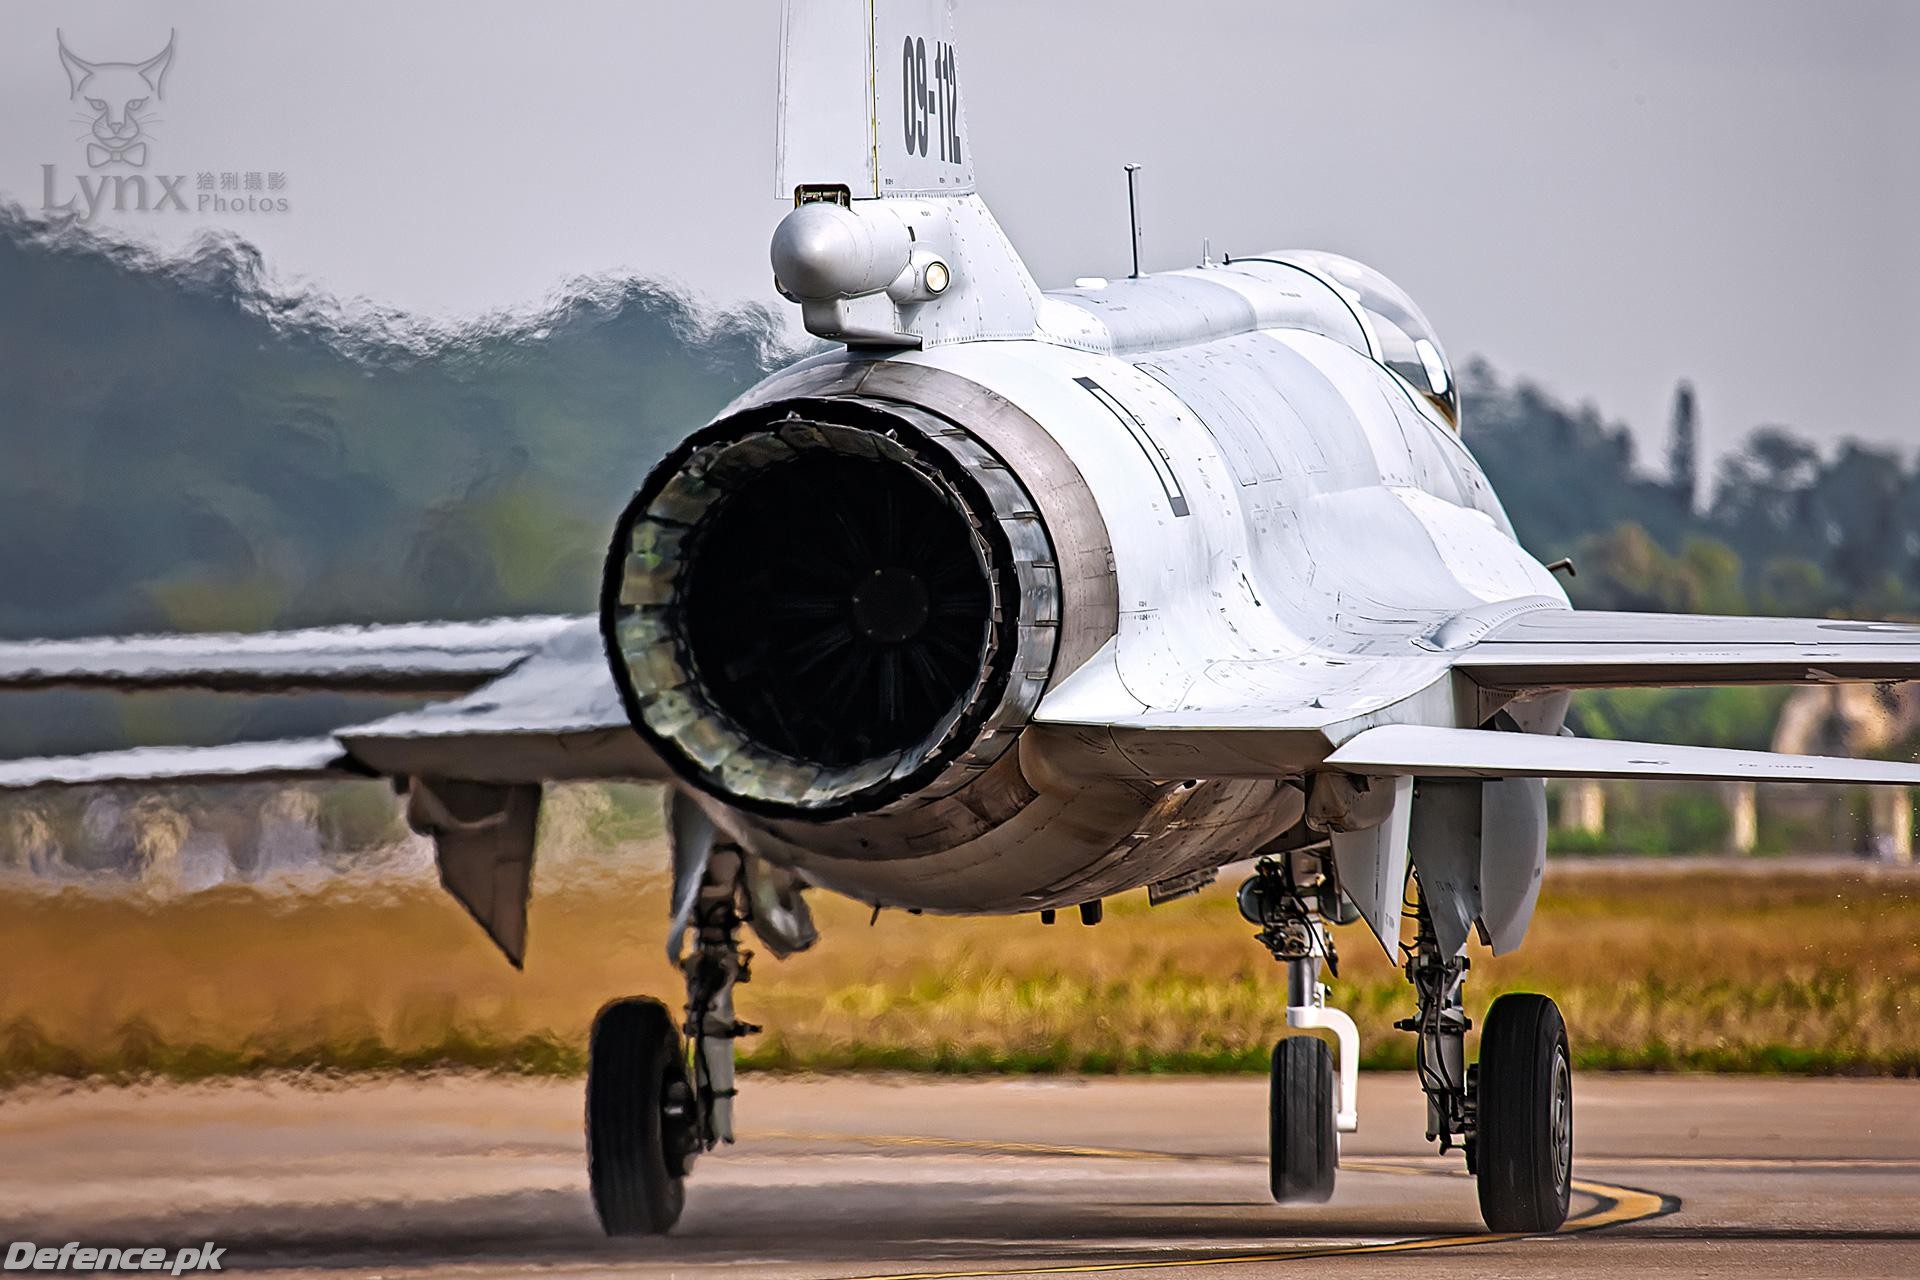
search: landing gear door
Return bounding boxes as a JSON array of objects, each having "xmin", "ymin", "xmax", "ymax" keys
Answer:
[
  {"xmin": 1480, "ymin": 777, "xmax": 1547, "ymax": 955},
  {"xmin": 1327, "ymin": 775, "xmax": 1413, "ymax": 954},
  {"xmin": 1406, "ymin": 776, "xmax": 1547, "ymax": 959},
  {"xmin": 1409, "ymin": 779, "xmax": 1483, "ymax": 959}
]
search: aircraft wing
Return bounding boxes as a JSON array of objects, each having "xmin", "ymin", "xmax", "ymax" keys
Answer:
[
  {"xmin": 335, "ymin": 618, "xmax": 667, "ymax": 783},
  {"xmin": 1028, "ymin": 704, "xmax": 1920, "ymax": 786},
  {"xmin": 0, "ymin": 737, "xmax": 357, "ymax": 791},
  {"xmin": 0, "ymin": 615, "xmax": 577, "ymax": 694},
  {"xmin": 0, "ymin": 616, "xmax": 668, "ymax": 790},
  {"xmin": 0, "ymin": 616, "xmax": 666, "ymax": 968},
  {"xmin": 1033, "ymin": 604, "xmax": 1920, "ymax": 782},
  {"xmin": 1448, "ymin": 608, "xmax": 1920, "ymax": 689},
  {"xmin": 1031, "ymin": 603, "xmax": 1920, "ymax": 958},
  {"xmin": 1326, "ymin": 724, "xmax": 1920, "ymax": 784}
]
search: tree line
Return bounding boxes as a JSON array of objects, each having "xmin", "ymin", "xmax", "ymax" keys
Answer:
[
  {"xmin": 1465, "ymin": 361, "xmax": 1917, "ymax": 619},
  {"xmin": 2, "ymin": 204, "xmax": 1907, "ymax": 761}
]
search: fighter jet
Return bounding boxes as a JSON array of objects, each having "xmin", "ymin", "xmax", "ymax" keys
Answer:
[{"xmin": 7, "ymin": 0, "xmax": 1920, "ymax": 1238}]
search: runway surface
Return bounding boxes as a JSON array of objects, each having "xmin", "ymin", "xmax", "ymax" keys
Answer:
[{"xmin": 3, "ymin": 1072, "xmax": 1917, "ymax": 1278}]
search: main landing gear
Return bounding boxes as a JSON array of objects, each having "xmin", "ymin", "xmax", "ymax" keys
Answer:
[
  {"xmin": 588, "ymin": 845, "xmax": 772, "ymax": 1236},
  {"xmin": 587, "ymin": 997, "xmax": 695, "ymax": 1234},
  {"xmin": 1243, "ymin": 857, "xmax": 1572, "ymax": 1233},
  {"xmin": 1401, "ymin": 886, "xmax": 1572, "ymax": 1233}
]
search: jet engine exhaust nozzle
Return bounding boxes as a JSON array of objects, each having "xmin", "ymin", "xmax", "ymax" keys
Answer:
[{"xmin": 603, "ymin": 397, "xmax": 1059, "ymax": 818}]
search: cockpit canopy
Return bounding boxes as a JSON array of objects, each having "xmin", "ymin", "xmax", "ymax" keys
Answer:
[{"xmin": 1276, "ymin": 251, "xmax": 1458, "ymax": 428}]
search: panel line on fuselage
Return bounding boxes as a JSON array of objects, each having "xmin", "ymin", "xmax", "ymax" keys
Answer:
[{"xmin": 1071, "ymin": 375, "xmax": 1190, "ymax": 517}]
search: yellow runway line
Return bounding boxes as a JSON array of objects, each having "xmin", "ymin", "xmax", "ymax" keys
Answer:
[
  {"xmin": 743, "ymin": 1131, "xmax": 1677, "ymax": 1280},
  {"xmin": 1576, "ymin": 1155, "xmax": 1920, "ymax": 1170}
]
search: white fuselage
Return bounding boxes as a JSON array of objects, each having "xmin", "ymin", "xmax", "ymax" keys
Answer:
[{"xmin": 702, "ymin": 252, "xmax": 1568, "ymax": 914}]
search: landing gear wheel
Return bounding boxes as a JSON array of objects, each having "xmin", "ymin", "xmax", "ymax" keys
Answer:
[
  {"xmin": 588, "ymin": 997, "xmax": 695, "ymax": 1235},
  {"xmin": 1474, "ymin": 993, "xmax": 1572, "ymax": 1233},
  {"xmin": 1270, "ymin": 1035, "xmax": 1337, "ymax": 1204}
]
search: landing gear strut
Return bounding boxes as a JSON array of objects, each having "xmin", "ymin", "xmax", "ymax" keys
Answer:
[
  {"xmin": 1241, "ymin": 853, "xmax": 1359, "ymax": 1204},
  {"xmin": 679, "ymin": 847, "xmax": 760, "ymax": 1153},
  {"xmin": 1398, "ymin": 888, "xmax": 1473, "ymax": 1157},
  {"xmin": 587, "ymin": 846, "xmax": 764, "ymax": 1236},
  {"xmin": 1400, "ymin": 882, "xmax": 1572, "ymax": 1233}
]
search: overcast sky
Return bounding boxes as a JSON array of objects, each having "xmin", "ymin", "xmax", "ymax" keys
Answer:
[{"xmin": 3, "ymin": 1, "xmax": 1914, "ymax": 469}]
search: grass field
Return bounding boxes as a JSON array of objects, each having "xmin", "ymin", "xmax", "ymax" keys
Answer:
[{"xmin": 4, "ymin": 839, "xmax": 1918, "ymax": 1084}]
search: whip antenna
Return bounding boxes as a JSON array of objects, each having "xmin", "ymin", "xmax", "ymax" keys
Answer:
[{"xmin": 1124, "ymin": 162, "xmax": 1144, "ymax": 278}]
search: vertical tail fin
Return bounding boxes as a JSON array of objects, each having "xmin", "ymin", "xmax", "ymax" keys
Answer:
[
  {"xmin": 777, "ymin": 0, "xmax": 976, "ymax": 200},
  {"xmin": 771, "ymin": 0, "xmax": 1039, "ymax": 347}
]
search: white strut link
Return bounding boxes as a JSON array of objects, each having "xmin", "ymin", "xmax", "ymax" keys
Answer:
[{"xmin": 1288, "ymin": 985, "xmax": 1360, "ymax": 1134}]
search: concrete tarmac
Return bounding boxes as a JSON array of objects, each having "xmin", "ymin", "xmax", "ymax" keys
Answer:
[{"xmin": 2, "ymin": 1072, "xmax": 1917, "ymax": 1278}]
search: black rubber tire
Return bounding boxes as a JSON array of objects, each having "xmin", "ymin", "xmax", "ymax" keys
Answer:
[
  {"xmin": 587, "ymin": 997, "xmax": 689, "ymax": 1235},
  {"xmin": 1475, "ymin": 993, "xmax": 1572, "ymax": 1233},
  {"xmin": 1269, "ymin": 1035, "xmax": 1337, "ymax": 1204}
]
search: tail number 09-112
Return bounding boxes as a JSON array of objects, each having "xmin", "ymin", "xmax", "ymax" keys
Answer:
[{"xmin": 902, "ymin": 37, "xmax": 961, "ymax": 164}]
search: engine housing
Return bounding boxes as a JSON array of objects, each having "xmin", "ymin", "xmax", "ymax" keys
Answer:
[{"xmin": 604, "ymin": 394, "xmax": 1061, "ymax": 818}]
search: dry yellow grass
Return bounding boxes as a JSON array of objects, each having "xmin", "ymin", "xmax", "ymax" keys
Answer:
[{"xmin": 4, "ymin": 849, "xmax": 1918, "ymax": 1082}]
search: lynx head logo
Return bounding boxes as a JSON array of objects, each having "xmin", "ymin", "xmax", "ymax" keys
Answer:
[{"xmin": 58, "ymin": 29, "xmax": 175, "ymax": 169}]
